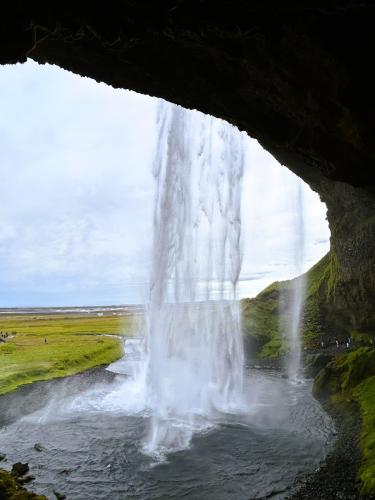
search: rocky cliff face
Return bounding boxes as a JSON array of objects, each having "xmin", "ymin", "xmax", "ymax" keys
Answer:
[
  {"xmin": 320, "ymin": 181, "xmax": 375, "ymax": 336},
  {"xmin": 242, "ymin": 236, "xmax": 374, "ymax": 359},
  {"xmin": 1, "ymin": 2, "xmax": 374, "ymax": 335}
]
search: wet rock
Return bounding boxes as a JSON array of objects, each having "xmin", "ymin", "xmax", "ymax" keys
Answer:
[
  {"xmin": 34, "ymin": 443, "xmax": 44, "ymax": 452},
  {"xmin": 53, "ymin": 490, "xmax": 67, "ymax": 499},
  {"xmin": 19, "ymin": 474, "xmax": 35, "ymax": 484},
  {"xmin": 0, "ymin": 453, "xmax": 6, "ymax": 462},
  {"xmin": 304, "ymin": 353, "xmax": 334, "ymax": 378},
  {"xmin": 11, "ymin": 462, "xmax": 29, "ymax": 477},
  {"xmin": 289, "ymin": 398, "xmax": 361, "ymax": 500},
  {"xmin": 59, "ymin": 468, "xmax": 72, "ymax": 475}
]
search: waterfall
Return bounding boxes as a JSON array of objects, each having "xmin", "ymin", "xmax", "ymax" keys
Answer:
[
  {"xmin": 286, "ymin": 181, "xmax": 306, "ymax": 381},
  {"xmin": 143, "ymin": 101, "xmax": 245, "ymax": 456}
]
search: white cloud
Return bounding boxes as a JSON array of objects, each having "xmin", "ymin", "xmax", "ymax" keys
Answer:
[{"xmin": 0, "ymin": 60, "xmax": 330, "ymax": 306}]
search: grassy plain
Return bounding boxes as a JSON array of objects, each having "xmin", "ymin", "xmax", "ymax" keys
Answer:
[{"xmin": 0, "ymin": 313, "xmax": 135, "ymax": 395}]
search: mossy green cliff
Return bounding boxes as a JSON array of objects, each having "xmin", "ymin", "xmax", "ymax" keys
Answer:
[
  {"xmin": 242, "ymin": 245, "xmax": 375, "ymax": 359},
  {"xmin": 241, "ymin": 251, "xmax": 334, "ymax": 357},
  {"xmin": 0, "ymin": 468, "xmax": 46, "ymax": 499},
  {"xmin": 242, "ymin": 252, "xmax": 375, "ymax": 496},
  {"xmin": 313, "ymin": 349, "xmax": 375, "ymax": 496}
]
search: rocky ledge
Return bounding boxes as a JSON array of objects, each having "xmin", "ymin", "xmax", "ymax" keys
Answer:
[{"xmin": 0, "ymin": 463, "xmax": 46, "ymax": 500}]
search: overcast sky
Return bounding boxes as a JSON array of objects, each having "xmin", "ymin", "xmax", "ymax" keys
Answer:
[{"xmin": 0, "ymin": 60, "xmax": 330, "ymax": 307}]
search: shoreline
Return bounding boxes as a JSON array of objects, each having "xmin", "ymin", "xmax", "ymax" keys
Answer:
[
  {"xmin": 248, "ymin": 353, "xmax": 363, "ymax": 499},
  {"xmin": 289, "ymin": 399, "xmax": 361, "ymax": 499},
  {"xmin": 0, "ymin": 366, "xmax": 116, "ymax": 427}
]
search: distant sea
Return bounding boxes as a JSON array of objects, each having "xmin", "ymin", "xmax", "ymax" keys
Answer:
[{"xmin": 0, "ymin": 274, "xmax": 289, "ymax": 312}]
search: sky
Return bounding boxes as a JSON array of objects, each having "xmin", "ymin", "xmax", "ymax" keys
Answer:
[{"xmin": 0, "ymin": 60, "xmax": 330, "ymax": 307}]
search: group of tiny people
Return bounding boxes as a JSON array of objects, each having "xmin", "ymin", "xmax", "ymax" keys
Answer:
[
  {"xmin": 320, "ymin": 336, "xmax": 352, "ymax": 349},
  {"xmin": 0, "ymin": 331, "xmax": 48, "ymax": 345},
  {"xmin": 0, "ymin": 331, "xmax": 13, "ymax": 342},
  {"xmin": 320, "ymin": 335, "xmax": 375, "ymax": 350}
]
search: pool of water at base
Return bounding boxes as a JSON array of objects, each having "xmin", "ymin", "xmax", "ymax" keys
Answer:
[{"xmin": 0, "ymin": 369, "xmax": 334, "ymax": 500}]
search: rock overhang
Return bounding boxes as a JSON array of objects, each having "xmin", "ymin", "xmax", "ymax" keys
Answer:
[{"xmin": 1, "ymin": 2, "xmax": 374, "ymax": 193}]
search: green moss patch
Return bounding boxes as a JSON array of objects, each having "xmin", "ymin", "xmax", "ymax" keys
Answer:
[
  {"xmin": 241, "ymin": 284, "xmax": 283, "ymax": 357},
  {"xmin": 354, "ymin": 375, "xmax": 375, "ymax": 496},
  {"xmin": 313, "ymin": 348, "xmax": 375, "ymax": 495},
  {"xmin": 0, "ymin": 468, "xmax": 46, "ymax": 499}
]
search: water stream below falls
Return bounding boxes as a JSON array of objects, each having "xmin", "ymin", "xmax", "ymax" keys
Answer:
[{"xmin": 0, "ymin": 368, "xmax": 334, "ymax": 500}]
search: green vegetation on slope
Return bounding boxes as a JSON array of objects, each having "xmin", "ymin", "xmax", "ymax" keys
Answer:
[
  {"xmin": 355, "ymin": 376, "xmax": 375, "ymax": 495},
  {"xmin": 0, "ymin": 314, "xmax": 135, "ymax": 395},
  {"xmin": 241, "ymin": 281, "xmax": 286, "ymax": 358},
  {"xmin": 241, "ymin": 251, "xmax": 345, "ymax": 358},
  {"xmin": 242, "ymin": 250, "xmax": 375, "ymax": 495},
  {"xmin": 313, "ymin": 348, "xmax": 375, "ymax": 495},
  {"xmin": 0, "ymin": 468, "xmax": 46, "ymax": 499}
]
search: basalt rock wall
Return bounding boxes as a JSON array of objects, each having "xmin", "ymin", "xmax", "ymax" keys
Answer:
[{"xmin": 1, "ymin": 2, "xmax": 374, "ymax": 334}]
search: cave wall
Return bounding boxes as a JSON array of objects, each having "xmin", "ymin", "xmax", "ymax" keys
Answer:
[
  {"xmin": 1, "ymin": 1, "xmax": 374, "ymax": 333},
  {"xmin": 319, "ymin": 181, "xmax": 375, "ymax": 334}
]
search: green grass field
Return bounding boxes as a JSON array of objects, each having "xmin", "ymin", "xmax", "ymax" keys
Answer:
[{"xmin": 0, "ymin": 313, "xmax": 137, "ymax": 395}]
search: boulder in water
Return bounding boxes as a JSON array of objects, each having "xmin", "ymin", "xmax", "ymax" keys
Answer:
[
  {"xmin": 53, "ymin": 490, "xmax": 67, "ymax": 500},
  {"xmin": 19, "ymin": 475, "xmax": 35, "ymax": 484},
  {"xmin": 11, "ymin": 462, "xmax": 29, "ymax": 477}
]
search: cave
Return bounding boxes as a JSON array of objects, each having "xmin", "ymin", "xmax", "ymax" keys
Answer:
[
  {"xmin": 1, "ymin": 4, "xmax": 375, "ymax": 498},
  {"xmin": 2, "ymin": 2, "xmax": 374, "ymax": 338}
]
